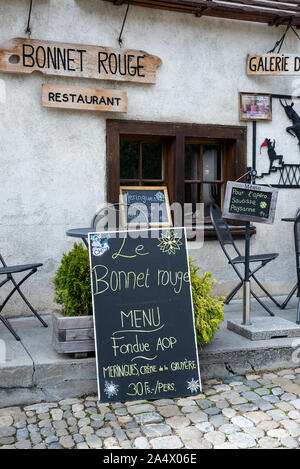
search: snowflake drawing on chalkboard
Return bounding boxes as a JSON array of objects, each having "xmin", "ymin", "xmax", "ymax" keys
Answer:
[
  {"xmin": 187, "ymin": 378, "xmax": 201, "ymax": 394},
  {"xmin": 104, "ymin": 380, "xmax": 119, "ymax": 399},
  {"xmin": 155, "ymin": 191, "xmax": 165, "ymax": 202},
  {"xmin": 157, "ymin": 231, "xmax": 182, "ymax": 255}
]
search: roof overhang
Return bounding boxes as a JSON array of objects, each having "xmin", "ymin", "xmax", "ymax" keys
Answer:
[{"xmin": 104, "ymin": 0, "xmax": 300, "ymax": 27}]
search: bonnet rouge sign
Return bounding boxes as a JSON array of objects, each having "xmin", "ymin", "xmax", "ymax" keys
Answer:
[{"xmin": 0, "ymin": 38, "xmax": 162, "ymax": 84}]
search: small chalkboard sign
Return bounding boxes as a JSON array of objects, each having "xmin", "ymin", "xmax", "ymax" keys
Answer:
[
  {"xmin": 223, "ymin": 181, "xmax": 278, "ymax": 224},
  {"xmin": 89, "ymin": 228, "xmax": 201, "ymax": 404},
  {"xmin": 120, "ymin": 186, "xmax": 172, "ymax": 227}
]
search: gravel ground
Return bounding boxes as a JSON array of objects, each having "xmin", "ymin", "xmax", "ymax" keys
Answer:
[{"xmin": 0, "ymin": 367, "xmax": 299, "ymax": 450}]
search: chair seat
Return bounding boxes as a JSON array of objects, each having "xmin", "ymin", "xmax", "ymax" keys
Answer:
[
  {"xmin": 0, "ymin": 263, "xmax": 43, "ymax": 274},
  {"xmin": 231, "ymin": 253, "xmax": 279, "ymax": 264}
]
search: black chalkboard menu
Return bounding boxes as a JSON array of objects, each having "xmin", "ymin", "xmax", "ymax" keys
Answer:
[
  {"xmin": 223, "ymin": 182, "xmax": 278, "ymax": 224},
  {"xmin": 120, "ymin": 186, "xmax": 172, "ymax": 227},
  {"xmin": 89, "ymin": 228, "xmax": 201, "ymax": 404}
]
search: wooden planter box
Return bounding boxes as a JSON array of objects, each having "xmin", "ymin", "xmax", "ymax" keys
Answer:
[{"xmin": 52, "ymin": 312, "xmax": 95, "ymax": 354}]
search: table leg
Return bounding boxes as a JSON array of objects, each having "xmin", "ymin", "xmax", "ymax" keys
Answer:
[
  {"xmin": 82, "ymin": 237, "xmax": 89, "ymax": 248},
  {"xmin": 281, "ymin": 284, "xmax": 298, "ymax": 309}
]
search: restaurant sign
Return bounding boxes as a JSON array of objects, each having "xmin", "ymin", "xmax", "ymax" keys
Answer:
[
  {"xmin": 89, "ymin": 228, "xmax": 201, "ymax": 403},
  {"xmin": 0, "ymin": 38, "xmax": 162, "ymax": 84},
  {"xmin": 247, "ymin": 54, "xmax": 300, "ymax": 76},
  {"xmin": 223, "ymin": 182, "xmax": 278, "ymax": 224},
  {"xmin": 42, "ymin": 84, "xmax": 127, "ymax": 113}
]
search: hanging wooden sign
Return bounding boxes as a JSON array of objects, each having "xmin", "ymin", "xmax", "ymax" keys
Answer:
[
  {"xmin": 247, "ymin": 54, "xmax": 300, "ymax": 76},
  {"xmin": 42, "ymin": 84, "xmax": 127, "ymax": 113},
  {"xmin": 0, "ymin": 38, "xmax": 162, "ymax": 84}
]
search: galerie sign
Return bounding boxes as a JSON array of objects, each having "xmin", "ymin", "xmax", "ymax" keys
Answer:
[
  {"xmin": 89, "ymin": 228, "xmax": 201, "ymax": 403},
  {"xmin": 0, "ymin": 38, "xmax": 162, "ymax": 84},
  {"xmin": 247, "ymin": 54, "xmax": 300, "ymax": 76},
  {"xmin": 42, "ymin": 84, "xmax": 127, "ymax": 112},
  {"xmin": 223, "ymin": 182, "xmax": 278, "ymax": 224}
]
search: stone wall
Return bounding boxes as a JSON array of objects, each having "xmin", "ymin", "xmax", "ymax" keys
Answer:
[{"xmin": 0, "ymin": 0, "xmax": 298, "ymax": 316}]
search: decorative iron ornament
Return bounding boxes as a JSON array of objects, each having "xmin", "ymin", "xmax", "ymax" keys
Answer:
[
  {"xmin": 254, "ymin": 95, "xmax": 300, "ymax": 188},
  {"xmin": 279, "ymin": 99, "xmax": 300, "ymax": 146},
  {"xmin": 259, "ymin": 138, "xmax": 300, "ymax": 187}
]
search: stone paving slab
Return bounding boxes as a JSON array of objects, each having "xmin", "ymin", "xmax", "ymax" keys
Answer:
[
  {"xmin": 0, "ymin": 324, "xmax": 33, "ymax": 389},
  {"xmin": 0, "ymin": 368, "xmax": 299, "ymax": 449},
  {"xmin": 227, "ymin": 317, "xmax": 300, "ymax": 341},
  {"xmin": 0, "ymin": 297, "xmax": 299, "ymax": 407}
]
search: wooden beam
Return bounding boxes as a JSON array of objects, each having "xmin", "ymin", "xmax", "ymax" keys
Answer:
[
  {"xmin": 195, "ymin": 6, "xmax": 213, "ymax": 17},
  {"xmin": 103, "ymin": 0, "xmax": 300, "ymax": 25},
  {"xmin": 221, "ymin": 0, "xmax": 300, "ymax": 13}
]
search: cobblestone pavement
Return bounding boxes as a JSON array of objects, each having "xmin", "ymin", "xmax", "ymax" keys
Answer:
[{"xmin": 0, "ymin": 368, "xmax": 300, "ymax": 449}]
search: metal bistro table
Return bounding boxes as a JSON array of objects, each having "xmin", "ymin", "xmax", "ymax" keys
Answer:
[
  {"xmin": 66, "ymin": 228, "xmax": 97, "ymax": 248},
  {"xmin": 66, "ymin": 204, "xmax": 150, "ymax": 247},
  {"xmin": 281, "ymin": 217, "xmax": 297, "ymax": 309}
]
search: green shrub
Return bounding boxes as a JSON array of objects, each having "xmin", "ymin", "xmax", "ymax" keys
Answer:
[
  {"xmin": 54, "ymin": 246, "xmax": 224, "ymax": 346},
  {"xmin": 189, "ymin": 257, "xmax": 224, "ymax": 348},
  {"xmin": 54, "ymin": 243, "xmax": 92, "ymax": 317}
]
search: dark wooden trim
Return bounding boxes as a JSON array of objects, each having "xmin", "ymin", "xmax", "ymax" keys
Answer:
[
  {"xmin": 106, "ymin": 120, "xmax": 247, "ymax": 229},
  {"xmin": 104, "ymin": 0, "xmax": 300, "ymax": 26},
  {"xmin": 108, "ymin": 119, "xmax": 246, "ymax": 139},
  {"xmin": 203, "ymin": 225, "xmax": 256, "ymax": 240},
  {"xmin": 106, "ymin": 123, "xmax": 120, "ymax": 204},
  {"xmin": 173, "ymin": 131, "xmax": 185, "ymax": 210}
]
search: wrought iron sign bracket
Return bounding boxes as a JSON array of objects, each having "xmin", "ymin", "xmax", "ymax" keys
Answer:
[{"xmin": 254, "ymin": 93, "xmax": 300, "ymax": 188}]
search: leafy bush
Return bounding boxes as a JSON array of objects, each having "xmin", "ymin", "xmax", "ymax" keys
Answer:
[
  {"xmin": 54, "ymin": 243, "xmax": 92, "ymax": 317},
  {"xmin": 54, "ymin": 245, "xmax": 224, "ymax": 347},
  {"xmin": 189, "ymin": 257, "xmax": 224, "ymax": 348}
]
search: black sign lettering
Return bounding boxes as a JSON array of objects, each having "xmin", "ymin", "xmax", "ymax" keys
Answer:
[{"xmin": 22, "ymin": 44, "xmax": 35, "ymax": 67}]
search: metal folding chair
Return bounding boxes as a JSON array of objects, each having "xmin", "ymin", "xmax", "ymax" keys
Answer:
[
  {"xmin": 210, "ymin": 204, "xmax": 280, "ymax": 317},
  {"xmin": 0, "ymin": 253, "xmax": 48, "ymax": 341},
  {"xmin": 280, "ymin": 207, "xmax": 300, "ymax": 310},
  {"xmin": 91, "ymin": 203, "xmax": 149, "ymax": 230},
  {"xmin": 294, "ymin": 213, "xmax": 300, "ymax": 324}
]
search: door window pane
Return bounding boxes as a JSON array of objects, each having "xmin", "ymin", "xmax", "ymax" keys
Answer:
[
  {"xmin": 202, "ymin": 145, "xmax": 221, "ymax": 181},
  {"xmin": 185, "ymin": 144, "xmax": 201, "ymax": 180},
  {"xmin": 202, "ymin": 183, "xmax": 222, "ymax": 216},
  {"xmin": 185, "ymin": 183, "xmax": 201, "ymax": 206},
  {"xmin": 142, "ymin": 143, "xmax": 162, "ymax": 180},
  {"xmin": 120, "ymin": 142, "xmax": 139, "ymax": 180},
  {"xmin": 184, "ymin": 143, "xmax": 222, "ymax": 218}
]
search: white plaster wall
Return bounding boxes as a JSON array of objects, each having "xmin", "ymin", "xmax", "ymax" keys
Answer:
[{"xmin": 0, "ymin": 0, "xmax": 299, "ymax": 316}]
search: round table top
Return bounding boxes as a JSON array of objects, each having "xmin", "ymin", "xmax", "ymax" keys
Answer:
[
  {"xmin": 66, "ymin": 228, "xmax": 97, "ymax": 238},
  {"xmin": 281, "ymin": 218, "xmax": 296, "ymax": 222}
]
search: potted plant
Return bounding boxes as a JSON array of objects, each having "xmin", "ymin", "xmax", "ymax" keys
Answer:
[
  {"xmin": 189, "ymin": 257, "xmax": 225, "ymax": 348},
  {"xmin": 53, "ymin": 243, "xmax": 94, "ymax": 354},
  {"xmin": 53, "ymin": 245, "xmax": 224, "ymax": 354}
]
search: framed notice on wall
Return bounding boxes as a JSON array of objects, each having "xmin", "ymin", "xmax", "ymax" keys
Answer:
[
  {"xmin": 239, "ymin": 92, "xmax": 272, "ymax": 121},
  {"xmin": 89, "ymin": 228, "xmax": 201, "ymax": 403},
  {"xmin": 120, "ymin": 186, "xmax": 172, "ymax": 227}
]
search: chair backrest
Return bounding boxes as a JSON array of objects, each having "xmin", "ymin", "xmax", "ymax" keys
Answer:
[
  {"xmin": 294, "ymin": 212, "xmax": 300, "ymax": 296},
  {"xmin": 210, "ymin": 204, "xmax": 241, "ymax": 260},
  {"xmin": 91, "ymin": 203, "xmax": 149, "ymax": 230},
  {"xmin": 0, "ymin": 254, "xmax": 7, "ymax": 268}
]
